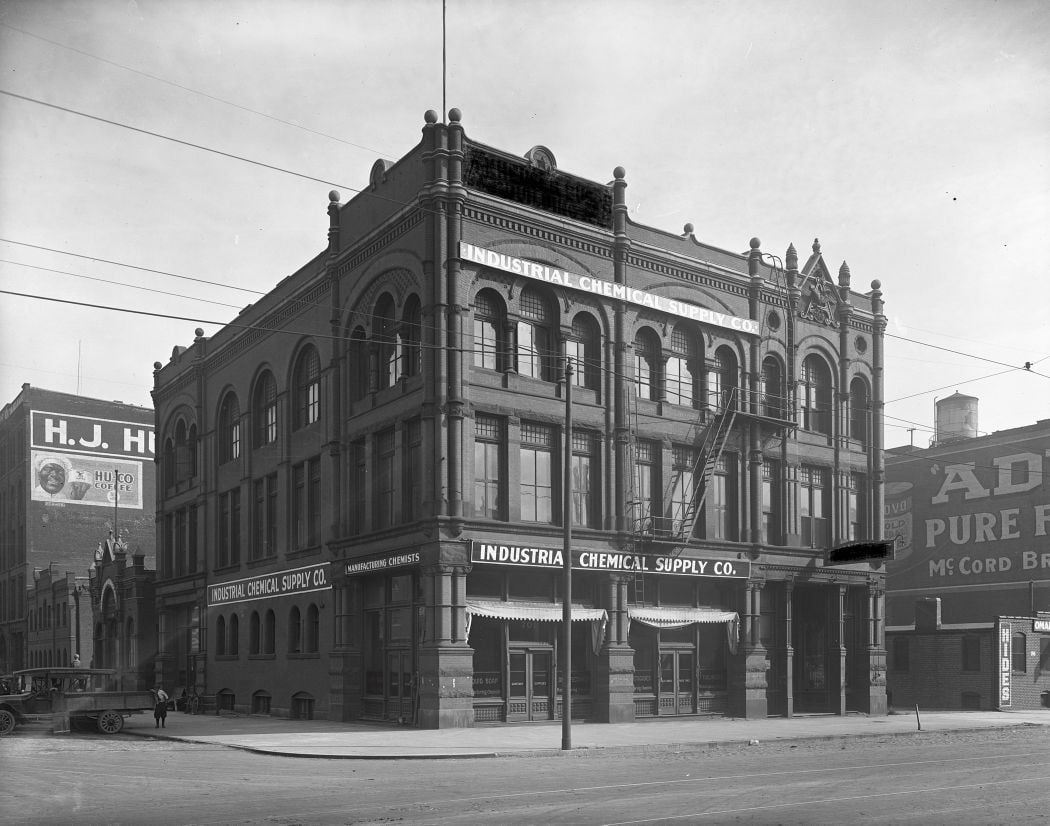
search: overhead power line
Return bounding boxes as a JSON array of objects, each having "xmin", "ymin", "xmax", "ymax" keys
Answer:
[{"xmin": 0, "ymin": 22, "xmax": 389, "ymax": 156}]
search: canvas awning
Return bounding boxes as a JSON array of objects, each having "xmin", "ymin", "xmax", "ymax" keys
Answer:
[
  {"xmin": 465, "ymin": 600, "xmax": 608, "ymax": 653},
  {"xmin": 627, "ymin": 606, "xmax": 739, "ymax": 654}
]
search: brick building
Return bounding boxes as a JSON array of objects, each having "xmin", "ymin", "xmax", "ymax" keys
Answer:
[
  {"xmin": 0, "ymin": 385, "xmax": 156, "ymax": 674},
  {"xmin": 25, "ymin": 566, "xmax": 91, "ymax": 670},
  {"xmin": 888, "ymin": 598, "xmax": 1050, "ymax": 710},
  {"xmin": 152, "ymin": 110, "xmax": 889, "ymax": 726}
]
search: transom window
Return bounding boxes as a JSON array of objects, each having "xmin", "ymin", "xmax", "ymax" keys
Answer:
[
  {"xmin": 474, "ymin": 414, "xmax": 504, "ymax": 520},
  {"xmin": 520, "ymin": 422, "xmax": 555, "ymax": 523},
  {"xmin": 473, "ymin": 290, "xmax": 504, "ymax": 371},
  {"xmin": 666, "ymin": 325, "xmax": 698, "ymax": 407},
  {"xmin": 517, "ymin": 288, "xmax": 554, "ymax": 380}
]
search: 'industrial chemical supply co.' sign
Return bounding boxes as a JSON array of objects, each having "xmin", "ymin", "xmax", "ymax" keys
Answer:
[
  {"xmin": 471, "ymin": 542, "xmax": 750, "ymax": 579},
  {"xmin": 209, "ymin": 563, "xmax": 331, "ymax": 606},
  {"xmin": 460, "ymin": 242, "xmax": 761, "ymax": 336}
]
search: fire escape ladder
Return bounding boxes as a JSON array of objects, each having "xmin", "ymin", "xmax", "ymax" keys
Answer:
[{"xmin": 665, "ymin": 387, "xmax": 738, "ymax": 544}]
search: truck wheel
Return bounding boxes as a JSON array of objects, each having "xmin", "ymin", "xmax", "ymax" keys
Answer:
[
  {"xmin": 97, "ymin": 710, "xmax": 124, "ymax": 734},
  {"xmin": 0, "ymin": 709, "xmax": 16, "ymax": 735}
]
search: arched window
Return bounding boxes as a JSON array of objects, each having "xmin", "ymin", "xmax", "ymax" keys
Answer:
[
  {"xmin": 346, "ymin": 327, "xmax": 369, "ymax": 402},
  {"xmin": 666, "ymin": 324, "xmax": 699, "ymax": 407},
  {"xmin": 218, "ymin": 393, "xmax": 241, "ymax": 464},
  {"xmin": 252, "ymin": 690, "xmax": 271, "ymax": 715},
  {"xmin": 293, "ymin": 346, "xmax": 322, "ymax": 430},
  {"xmin": 800, "ymin": 355, "xmax": 833, "ymax": 434},
  {"xmin": 253, "ymin": 371, "xmax": 278, "ymax": 448},
  {"xmin": 473, "ymin": 289, "xmax": 505, "ymax": 371},
  {"xmin": 174, "ymin": 419, "xmax": 193, "ymax": 481},
  {"xmin": 249, "ymin": 611, "xmax": 261, "ymax": 655},
  {"xmin": 163, "ymin": 437, "xmax": 175, "ymax": 488},
  {"xmin": 849, "ymin": 376, "xmax": 870, "ymax": 444},
  {"xmin": 228, "ymin": 613, "xmax": 239, "ymax": 656},
  {"xmin": 566, "ymin": 313, "xmax": 601, "ymax": 391},
  {"xmin": 634, "ymin": 328, "xmax": 661, "ymax": 401},
  {"xmin": 288, "ymin": 606, "xmax": 302, "ymax": 654},
  {"xmin": 760, "ymin": 357, "xmax": 783, "ymax": 419},
  {"xmin": 306, "ymin": 603, "xmax": 320, "ymax": 653},
  {"xmin": 215, "ymin": 615, "xmax": 227, "ymax": 656},
  {"xmin": 517, "ymin": 288, "xmax": 554, "ymax": 380},
  {"xmin": 400, "ymin": 296, "xmax": 422, "ymax": 378},
  {"xmin": 708, "ymin": 347, "xmax": 739, "ymax": 410},
  {"xmin": 374, "ymin": 294, "xmax": 398, "ymax": 389},
  {"xmin": 263, "ymin": 609, "xmax": 276, "ymax": 654}
]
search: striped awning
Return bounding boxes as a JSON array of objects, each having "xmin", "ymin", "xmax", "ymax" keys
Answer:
[
  {"xmin": 466, "ymin": 599, "xmax": 607, "ymax": 624},
  {"xmin": 627, "ymin": 606, "xmax": 738, "ymax": 628}
]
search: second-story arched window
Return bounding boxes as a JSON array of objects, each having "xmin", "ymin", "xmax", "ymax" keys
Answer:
[
  {"xmin": 293, "ymin": 346, "xmax": 321, "ymax": 430},
  {"xmin": 253, "ymin": 371, "xmax": 278, "ymax": 448}
]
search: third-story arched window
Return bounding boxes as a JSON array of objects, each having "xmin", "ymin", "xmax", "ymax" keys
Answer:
[
  {"xmin": 760, "ymin": 357, "xmax": 783, "ymax": 419},
  {"xmin": 400, "ymin": 295, "xmax": 422, "ymax": 378},
  {"xmin": 565, "ymin": 313, "xmax": 601, "ymax": 391},
  {"xmin": 800, "ymin": 355, "xmax": 833, "ymax": 434},
  {"xmin": 849, "ymin": 376, "xmax": 870, "ymax": 445},
  {"xmin": 293, "ymin": 346, "xmax": 321, "ymax": 430},
  {"xmin": 666, "ymin": 324, "xmax": 699, "ymax": 407},
  {"xmin": 517, "ymin": 287, "xmax": 554, "ymax": 380},
  {"xmin": 473, "ymin": 289, "xmax": 505, "ymax": 371},
  {"xmin": 634, "ymin": 328, "xmax": 661, "ymax": 401},
  {"xmin": 708, "ymin": 347, "xmax": 739, "ymax": 410},
  {"xmin": 374, "ymin": 294, "xmax": 398, "ymax": 389},
  {"xmin": 218, "ymin": 392, "xmax": 241, "ymax": 464},
  {"xmin": 253, "ymin": 371, "xmax": 278, "ymax": 448}
]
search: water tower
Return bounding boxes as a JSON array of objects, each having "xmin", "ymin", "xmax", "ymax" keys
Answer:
[{"xmin": 933, "ymin": 392, "xmax": 979, "ymax": 446}]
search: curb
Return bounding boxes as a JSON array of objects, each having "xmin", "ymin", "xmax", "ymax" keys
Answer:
[{"xmin": 121, "ymin": 721, "xmax": 1046, "ymax": 760}]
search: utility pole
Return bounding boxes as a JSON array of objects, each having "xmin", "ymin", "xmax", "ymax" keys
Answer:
[{"xmin": 561, "ymin": 358, "xmax": 574, "ymax": 751}]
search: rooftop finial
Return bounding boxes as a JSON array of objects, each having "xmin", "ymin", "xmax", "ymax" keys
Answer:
[
  {"xmin": 813, "ymin": 238, "xmax": 821, "ymax": 255},
  {"xmin": 838, "ymin": 261, "xmax": 851, "ymax": 286},
  {"xmin": 786, "ymin": 243, "xmax": 798, "ymax": 270}
]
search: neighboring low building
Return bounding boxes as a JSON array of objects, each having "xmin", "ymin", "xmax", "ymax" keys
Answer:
[
  {"xmin": 25, "ymin": 566, "xmax": 91, "ymax": 669},
  {"xmin": 88, "ymin": 533, "xmax": 157, "ymax": 691},
  {"xmin": 887, "ymin": 598, "xmax": 1050, "ymax": 711}
]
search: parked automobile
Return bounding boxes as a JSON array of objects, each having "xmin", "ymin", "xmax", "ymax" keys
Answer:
[{"xmin": 0, "ymin": 667, "xmax": 156, "ymax": 735}]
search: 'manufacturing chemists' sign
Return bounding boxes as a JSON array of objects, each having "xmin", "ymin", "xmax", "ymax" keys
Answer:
[
  {"xmin": 460, "ymin": 242, "xmax": 761, "ymax": 336},
  {"xmin": 471, "ymin": 542, "xmax": 750, "ymax": 579},
  {"xmin": 209, "ymin": 563, "xmax": 331, "ymax": 606}
]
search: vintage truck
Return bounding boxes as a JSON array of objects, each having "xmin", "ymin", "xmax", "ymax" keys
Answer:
[{"xmin": 0, "ymin": 667, "xmax": 157, "ymax": 735}]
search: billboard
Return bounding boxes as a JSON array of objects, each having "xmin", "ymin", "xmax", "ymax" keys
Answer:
[
  {"xmin": 885, "ymin": 438, "xmax": 1050, "ymax": 593},
  {"xmin": 31, "ymin": 452, "xmax": 144, "ymax": 509}
]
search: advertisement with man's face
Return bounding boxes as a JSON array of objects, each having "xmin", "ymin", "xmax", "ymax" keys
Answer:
[
  {"xmin": 31, "ymin": 452, "xmax": 144, "ymax": 509},
  {"xmin": 885, "ymin": 437, "xmax": 1050, "ymax": 595}
]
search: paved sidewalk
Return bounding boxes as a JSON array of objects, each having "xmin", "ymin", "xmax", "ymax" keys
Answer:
[{"xmin": 121, "ymin": 708, "xmax": 1050, "ymax": 759}]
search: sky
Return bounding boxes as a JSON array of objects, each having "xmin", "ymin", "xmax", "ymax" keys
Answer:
[{"xmin": 1, "ymin": 0, "xmax": 1048, "ymax": 446}]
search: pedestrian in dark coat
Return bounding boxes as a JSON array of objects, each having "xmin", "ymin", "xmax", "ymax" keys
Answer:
[{"xmin": 154, "ymin": 686, "xmax": 169, "ymax": 728}]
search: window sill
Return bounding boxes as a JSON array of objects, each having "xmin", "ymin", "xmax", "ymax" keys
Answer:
[
  {"xmin": 215, "ymin": 654, "xmax": 239, "ymax": 662},
  {"xmin": 249, "ymin": 653, "xmax": 277, "ymax": 661},
  {"xmin": 288, "ymin": 545, "xmax": 323, "ymax": 560},
  {"xmin": 246, "ymin": 555, "xmax": 279, "ymax": 569},
  {"xmin": 288, "ymin": 652, "xmax": 320, "ymax": 660}
]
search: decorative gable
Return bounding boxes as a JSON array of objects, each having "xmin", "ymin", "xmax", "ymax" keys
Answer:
[{"xmin": 798, "ymin": 238, "xmax": 839, "ymax": 327}]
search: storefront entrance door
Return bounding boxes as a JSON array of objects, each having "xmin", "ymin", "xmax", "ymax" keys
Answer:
[
  {"xmin": 387, "ymin": 649, "xmax": 414, "ymax": 723},
  {"xmin": 507, "ymin": 647, "xmax": 552, "ymax": 721},
  {"xmin": 659, "ymin": 648, "xmax": 696, "ymax": 715}
]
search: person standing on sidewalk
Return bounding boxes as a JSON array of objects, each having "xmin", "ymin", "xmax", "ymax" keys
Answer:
[{"xmin": 154, "ymin": 686, "xmax": 169, "ymax": 728}]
